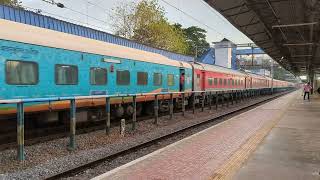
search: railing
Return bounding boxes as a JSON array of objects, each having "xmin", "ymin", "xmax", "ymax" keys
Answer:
[{"xmin": 0, "ymin": 87, "xmax": 291, "ymax": 160}]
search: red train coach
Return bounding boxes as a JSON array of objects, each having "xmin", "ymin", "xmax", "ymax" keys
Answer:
[
  {"xmin": 185, "ymin": 62, "xmax": 292, "ymax": 96},
  {"xmin": 247, "ymin": 73, "xmax": 269, "ymax": 89},
  {"xmin": 190, "ymin": 62, "xmax": 247, "ymax": 91}
]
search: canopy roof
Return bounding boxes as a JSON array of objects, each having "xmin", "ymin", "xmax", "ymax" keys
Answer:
[{"xmin": 206, "ymin": 0, "xmax": 320, "ymax": 75}]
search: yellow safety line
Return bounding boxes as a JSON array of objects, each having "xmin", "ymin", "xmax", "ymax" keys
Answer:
[{"xmin": 209, "ymin": 94, "xmax": 296, "ymax": 180}]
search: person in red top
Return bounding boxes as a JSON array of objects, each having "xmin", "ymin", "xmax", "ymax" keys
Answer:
[
  {"xmin": 303, "ymin": 82, "xmax": 312, "ymax": 100},
  {"xmin": 180, "ymin": 73, "xmax": 185, "ymax": 91}
]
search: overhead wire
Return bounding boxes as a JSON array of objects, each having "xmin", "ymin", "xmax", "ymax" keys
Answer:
[
  {"xmin": 38, "ymin": 0, "xmax": 113, "ymax": 32},
  {"xmin": 199, "ymin": 0, "xmax": 233, "ymax": 27},
  {"xmin": 40, "ymin": 0, "xmax": 235, "ymax": 42},
  {"xmin": 159, "ymin": 0, "xmax": 235, "ymax": 42},
  {"xmin": 21, "ymin": 4, "xmax": 113, "ymax": 33}
]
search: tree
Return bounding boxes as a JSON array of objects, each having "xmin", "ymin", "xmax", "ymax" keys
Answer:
[
  {"xmin": 133, "ymin": 20, "xmax": 188, "ymax": 54},
  {"xmin": 110, "ymin": 0, "xmax": 188, "ymax": 54},
  {"xmin": 109, "ymin": 1, "xmax": 136, "ymax": 39},
  {"xmin": 0, "ymin": 0, "xmax": 22, "ymax": 7},
  {"xmin": 174, "ymin": 24, "xmax": 210, "ymax": 57}
]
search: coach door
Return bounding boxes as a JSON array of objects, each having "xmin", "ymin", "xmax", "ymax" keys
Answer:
[
  {"xmin": 179, "ymin": 68, "xmax": 185, "ymax": 91},
  {"xmin": 245, "ymin": 77, "xmax": 251, "ymax": 89},
  {"xmin": 201, "ymin": 71, "xmax": 206, "ymax": 91}
]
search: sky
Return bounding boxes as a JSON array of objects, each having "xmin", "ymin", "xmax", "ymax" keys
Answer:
[{"xmin": 20, "ymin": 0, "xmax": 253, "ymax": 45}]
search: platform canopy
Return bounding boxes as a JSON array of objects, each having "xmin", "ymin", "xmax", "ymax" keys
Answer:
[{"xmin": 205, "ymin": 0, "xmax": 320, "ymax": 75}]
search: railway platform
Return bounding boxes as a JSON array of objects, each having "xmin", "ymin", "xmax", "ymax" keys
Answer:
[
  {"xmin": 233, "ymin": 92, "xmax": 320, "ymax": 180},
  {"xmin": 93, "ymin": 90, "xmax": 320, "ymax": 180}
]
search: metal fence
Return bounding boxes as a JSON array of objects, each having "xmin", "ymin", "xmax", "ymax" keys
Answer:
[{"xmin": 0, "ymin": 87, "xmax": 291, "ymax": 160}]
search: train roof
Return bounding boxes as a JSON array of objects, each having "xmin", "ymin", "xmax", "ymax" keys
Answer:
[
  {"xmin": 0, "ymin": 4, "xmax": 194, "ymax": 62},
  {"xmin": 192, "ymin": 62, "xmax": 246, "ymax": 76},
  {"xmin": 245, "ymin": 72, "xmax": 268, "ymax": 79},
  {"xmin": 0, "ymin": 19, "xmax": 192, "ymax": 69}
]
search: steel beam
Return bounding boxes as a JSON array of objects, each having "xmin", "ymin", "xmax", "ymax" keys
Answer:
[
  {"xmin": 239, "ymin": 21, "xmax": 260, "ymax": 28},
  {"xmin": 169, "ymin": 93, "xmax": 173, "ymax": 119},
  {"xmin": 221, "ymin": 3, "xmax": 246, "ymax": 12},
  {"xmin": 227, "ymin": 9, "xmax": 251, "ymax": 17},
  {"xmin": 283, "ymin": 43, "xmax": 314, "ymax": 46},
  {"xmin": 132, "ymin": 95, "xmax": 136, "ymax": 130},
  {"xmin": 292, "ymin": 55, "xmax": 312, "ymax": 57},
  {"xmin": 68, "ymin": 99, "xmax": 76, "ymax": 150},
  {"xmin": 17, "ymin": 102, "xmax": 25, "ymax": 161},
  {"xmin": 247, "ymin": 31, "xmax": 266, "ymax": 36},
  {"xmin": 272, "ymin": 22, "xmax": 318, "ymax": 28},
  {"xmin": 105, "ymin": 97, "xmax": 110, "ymax": 134},
  {"xmin": 154, "ymin": 95, "xmax": 159, "ymax": 124}
]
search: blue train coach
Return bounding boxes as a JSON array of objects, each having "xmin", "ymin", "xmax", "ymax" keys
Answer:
[{"xmin": 0, "ymin": 19, "xmax": 193, "ymax": 122}]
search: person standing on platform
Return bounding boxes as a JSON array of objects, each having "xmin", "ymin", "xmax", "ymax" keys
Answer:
[
  {"xmin": 180, "ymin": 73, "xmax": 185, "ymax": 91},
  {"xmin": 303, "ymin": 82, "xmax": 312, "ymax": 101}
]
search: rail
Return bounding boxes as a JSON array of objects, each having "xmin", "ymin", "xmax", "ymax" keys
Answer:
[{"xmin": 0, "ymin": 87, "xmax": 292, "ymax": 160}]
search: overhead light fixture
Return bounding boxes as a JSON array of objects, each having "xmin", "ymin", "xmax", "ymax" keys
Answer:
[
  {"xmin": 272, "ymin": 22, "xmax": 318, "ymax": 28},
  {"xmin": 292, "ymin": 55, "xmax": 312, "ymax": 57},
  {"xmin": 299, "ymin": 75, "xmax": 307, "ymax": 80},
  {"xmin": 283, "ymin": 43, "xmax": 314, "ymax": 46}
]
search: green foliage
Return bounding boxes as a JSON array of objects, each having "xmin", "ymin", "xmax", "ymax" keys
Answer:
[
  {"xmin": 110, "ymin": 0, "xmax": 193, "ymax": 54},
  {"xmin": 0, "ymin": 0, "xmax": 22, "ymax": 7},
  {"xmin": 109, "ymin": 1, "xmax": 136, "ymax": 39},
  {"xmin": 133, "ymin": 0, "xmax": 166, "ymax": 30},
  {"xmin": 179, "ymin": 25, "xmax": 210, "ymax": 57},
  {"xmin": 133, "ymin": 20, "xmax": 188, "ymax": 54}
]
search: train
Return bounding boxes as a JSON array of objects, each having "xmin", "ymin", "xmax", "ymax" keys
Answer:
[{"xmin": 0, "ymin": 19, "xmax": 293, "ymax": 124}]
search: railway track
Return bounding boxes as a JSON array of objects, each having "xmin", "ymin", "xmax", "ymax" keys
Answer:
[
  {"xmin": 0, "ymin": 91, "xmax": 256, "ymax": 150},
  {"xmin": 0, "ymin": 105, "xmax": 203, "ymax": 151},
  {"xmin": 0, "ymin": 115, "xmax": 158, "ymax": 151},
  {"xmin": 43, "ymin": 91, "xmax": 293, "ymax": 180}
]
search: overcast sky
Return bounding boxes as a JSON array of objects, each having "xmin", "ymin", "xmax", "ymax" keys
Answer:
[{"xmin": 20, "ymin": 0, "xmax": 253, "ymax": 44}]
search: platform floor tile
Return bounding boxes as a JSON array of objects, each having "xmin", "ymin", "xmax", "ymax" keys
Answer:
[
  {"xmin": 93, "ymin": 92, "xmax": 298, "ymax": 180},
  {"xmin": 233, "ymin": 94, "xmax": 320, "ymax": 180}
]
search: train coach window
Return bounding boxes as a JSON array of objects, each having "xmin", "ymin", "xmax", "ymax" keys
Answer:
[
  {"xmin": 55, "ymin": 64, "xmax": 78, "ymax": 85},
  {"xmin": 232, "ymin": 79, "xmax": 234, "ymax": 86},
  {"xmin": 137, "ymin": 72, "xmax": 148, "ymax": 85},
  {"xmin": 214, "ymin": 78, "xmax": 218, "ymax": 85},
  {"xmin": 208, "ymin": 78, "xmax": 213, "ymax": 86},
  {"xmin": 219, "ymin": 78, "xmax": 222, "ymax": 85},
  {"xmin": 196, "ymin": 74, "xmax": 201, "ymax": 87},
  {"xmin": 90, "ymin": 67, "xmax": 107, "ymax": 85},
  {"xmin": 117, "ymin": 70, "xmax": 130, "ymax": 85},
  {"xmin": 153, "ymin": 73, "xmax": 162, "ymax": 86},
  {"xmin": 6, "ymin": 60, "xmax": 38, "ymax": 85},
  {"xmin": 167, "ymin": 74, "xmax": 174, "ymax": 86},
  {"xmin": 224, "ymin": 79, "xmax": 227, "ymax": 86}
]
